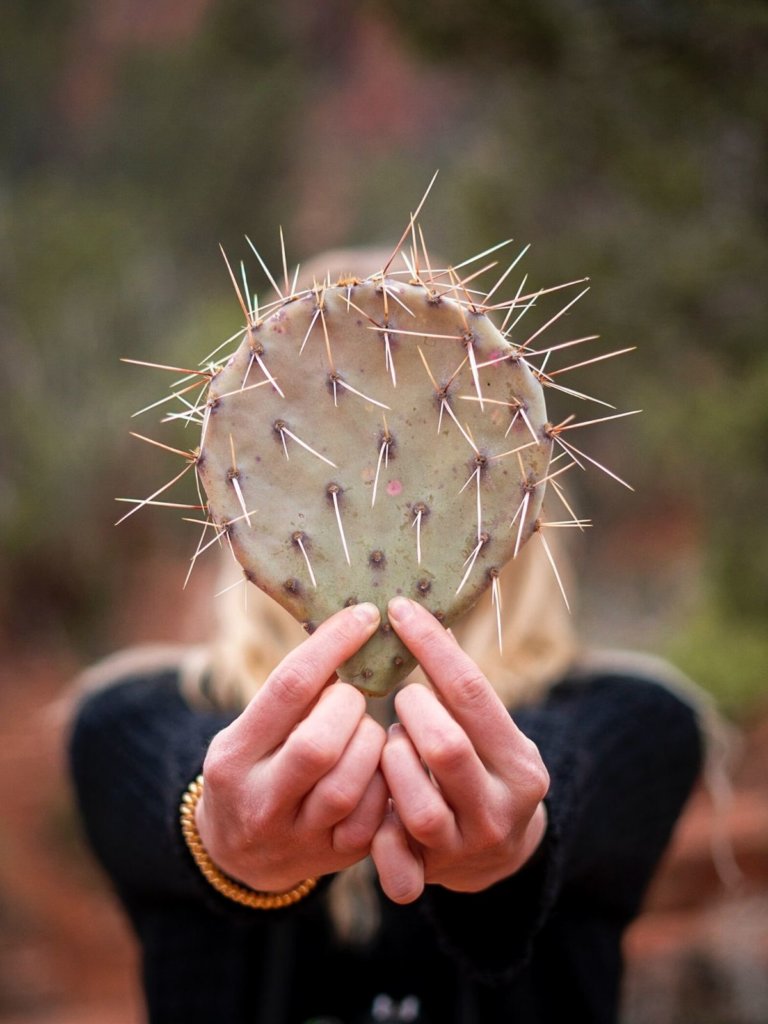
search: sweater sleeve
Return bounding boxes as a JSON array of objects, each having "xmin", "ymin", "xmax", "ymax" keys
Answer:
[
  {"xmin": 67, "ymin": 670, "xmax": 326, "ymax": 923},
  {"xmin": 419, "ymin": 672, "xmax": 704, "ymax": 983}
]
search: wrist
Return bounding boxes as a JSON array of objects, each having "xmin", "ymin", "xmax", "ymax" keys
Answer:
[{"xmin": 181, "ymin": 775, "xmax": 318, "ymax": 909}]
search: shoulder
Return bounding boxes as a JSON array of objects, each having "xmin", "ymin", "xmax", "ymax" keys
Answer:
[
  {"xmin": 68, "ymin": 644, "xmax": 233, "ymax": 809},
  {"xmin": 552, "ymin": 647, "xmax": 705, "ymax": 711},
  {"xmin": 73, "ymin": 642, "xmax": 191, "ymax": 696},
  {"xmin": 564, "ymin": 647, "xmax": 705, "ymax": 693},
  {"xmin": 516, "ymin": 647, "xmax": 713, "ymax": 779},
  {"xmin": 558, "ymin": 647, "xmax": 720, "ymax": 743},
  {"xmin": 67, "ymin": 644, "xmax": 195, "ymax": 748}
]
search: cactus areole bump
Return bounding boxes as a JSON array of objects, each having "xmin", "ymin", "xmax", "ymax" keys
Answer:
[{"xmin": 195, "ymin": 271, "xmax": 551, "ymax": 696}]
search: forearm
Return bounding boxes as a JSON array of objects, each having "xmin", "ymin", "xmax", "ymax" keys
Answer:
[{"xmin": 68, "ymin": 671, "xmax": 262, "ymax": 918}]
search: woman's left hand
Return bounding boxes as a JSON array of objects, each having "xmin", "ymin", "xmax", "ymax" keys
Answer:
[{"xmin": 371, "ymin": 597, "xmax": 550, "ymax": 905}]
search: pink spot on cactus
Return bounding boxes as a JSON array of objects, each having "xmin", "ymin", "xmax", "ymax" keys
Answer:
[
  {"xmin": 386, "ymin": 479, "xmax": 403, "ymax": 497},
  {"xmin": 488, "ymin": 349, "xmax": 504, "ymax": 364}
]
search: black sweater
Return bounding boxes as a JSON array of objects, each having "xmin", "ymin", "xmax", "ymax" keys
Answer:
[{"xmin": 69, "ymin": 666, "xmax": 702, "ymax": 1024}]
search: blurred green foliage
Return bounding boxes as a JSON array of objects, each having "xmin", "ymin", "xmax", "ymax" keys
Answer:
[
  {"xmin": 375, "ymin": 0, "xmax": 768, "ymax": 711},
  {"xmin": 0, "ymin": 0, "xmax": 765, "ymax": 709}
]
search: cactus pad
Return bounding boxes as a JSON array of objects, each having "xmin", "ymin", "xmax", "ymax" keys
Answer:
[
  {"xmin": 194, "ymin": 270, "xmax": 553, "ymax": 696},
  {"xmin": 120, "ymin": 190, "xmax": 637, "ymax": 696}
]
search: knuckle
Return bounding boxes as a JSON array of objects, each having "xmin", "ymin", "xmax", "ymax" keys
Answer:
[
  {"xmin": 519, "ymin": 734, "xmax": 541, "ymax": 762},
  {"xmin": 270, "ymin": 662, "xmax": 313, "ymax": 706},
  {"xmin": 423, "ymin": 730, "xmax": 470, "ymax": 774},
  {"xmin": 289, "ymin": 731, "xmax": 338, "ymax": 776},
  {"xmin": 518, "ymin": 740, "xmax": 550, "ymax": 802},
  {"xmin": 407, "ymin": 801, "xmax": 447, "ymax": 842},
  {"xmin": 333, "ymin": 819, "xmax": 374, "ymax": 856},
  {"xmin": 478, "ymin": 814, "xmax": 509, "ymax": 849},
  {"xmin": 316, "ymin": 777, "xmax": 359, "ymax": 820},
  {"xmin": 202, "ymin": 732, "xmax": 237, "ymax": 791},
  {"xmin": 450, "ymin": 665, "xmax": 492, "ymax": 711},
  {"xmin": 533, "ymin": 762, "xmax": 550, "ymax": 802},
  {"xmin": 464, "ymin": 797, "xmax": 508, "ymax": 850}
]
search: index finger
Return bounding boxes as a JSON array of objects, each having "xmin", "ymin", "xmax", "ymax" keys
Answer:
[
  {"xmin": 234, "ymin": 602, "xmax": 380, "ymax": 756},
  {"xmin": 387, "ymin": 596, "xmax": 526, "ymax": 767}
]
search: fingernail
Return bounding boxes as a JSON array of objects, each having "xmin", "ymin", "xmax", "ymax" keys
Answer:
[
  {"xmin": 352, "ymin": 602, "xmax": 380, "ymax": 627},
  {"xmin": 387, "ymin": 596, "xmax": 414, "ymax": 623}
]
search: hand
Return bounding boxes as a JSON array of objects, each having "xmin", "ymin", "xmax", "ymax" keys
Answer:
[
  {"xmin": 371, "ymin": 597, "xmax": 550, "ymax": 904},
  {"xmin": 195, "ymin": 603, "xmax": 388, "ymax": 893}
]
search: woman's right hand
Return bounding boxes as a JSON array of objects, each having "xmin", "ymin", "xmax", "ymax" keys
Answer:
[{"xmin": 194, "ymin": 602, "xmax": 388, "ymax": 893}]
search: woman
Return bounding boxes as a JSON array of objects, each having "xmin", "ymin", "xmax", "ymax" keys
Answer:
[{"xmin": 69, "ymin": 522, "xmax": 705, "ymax": 1024}]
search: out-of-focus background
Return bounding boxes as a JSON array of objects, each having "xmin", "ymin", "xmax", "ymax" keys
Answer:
[{"xmin": 0, "ymin": 1, "xmax": 766, "ymax": 1021}]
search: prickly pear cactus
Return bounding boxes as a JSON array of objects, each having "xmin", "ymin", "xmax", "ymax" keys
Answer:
[
  {"xmin": 120, "ymin": 185, "xmax": 636, "ymax": 696},
  {"xmin": 198, "ymin": 273, "xmax": 551, "ymax": 694}
]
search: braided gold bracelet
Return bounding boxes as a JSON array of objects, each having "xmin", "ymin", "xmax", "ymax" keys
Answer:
[{"xmin": 179, "ymin": 775, "xmax": 318, "ymax": 909}]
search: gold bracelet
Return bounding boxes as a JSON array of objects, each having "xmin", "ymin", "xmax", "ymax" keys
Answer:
[{"xmin": 179, "ymin": 774, "xmax": 318, "ymax": 909}]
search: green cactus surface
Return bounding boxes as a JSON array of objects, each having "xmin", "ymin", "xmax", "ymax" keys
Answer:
[
  {"xmin": 198, "ymin": 274, "xmax": 552, "ymax": 694},
  {"xmin": 119, "ymin": 186, "xmax": 638, "ymax": 696}
]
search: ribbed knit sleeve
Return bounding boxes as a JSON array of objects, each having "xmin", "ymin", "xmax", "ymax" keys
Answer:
[
  {"xmin": 420, "ymin": 673, "xmax": 704, "ymax": 984},
  {"xmin": 69, "ymin": 671, "xmax": 339, "ymax": 1022},
  {"xmin": 68, "ymin": 669, "xmax": 332, "ymax": 925},
  {"xmin": 69, "ymin": 672, "xmax": 236, "ymax": 908}
]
